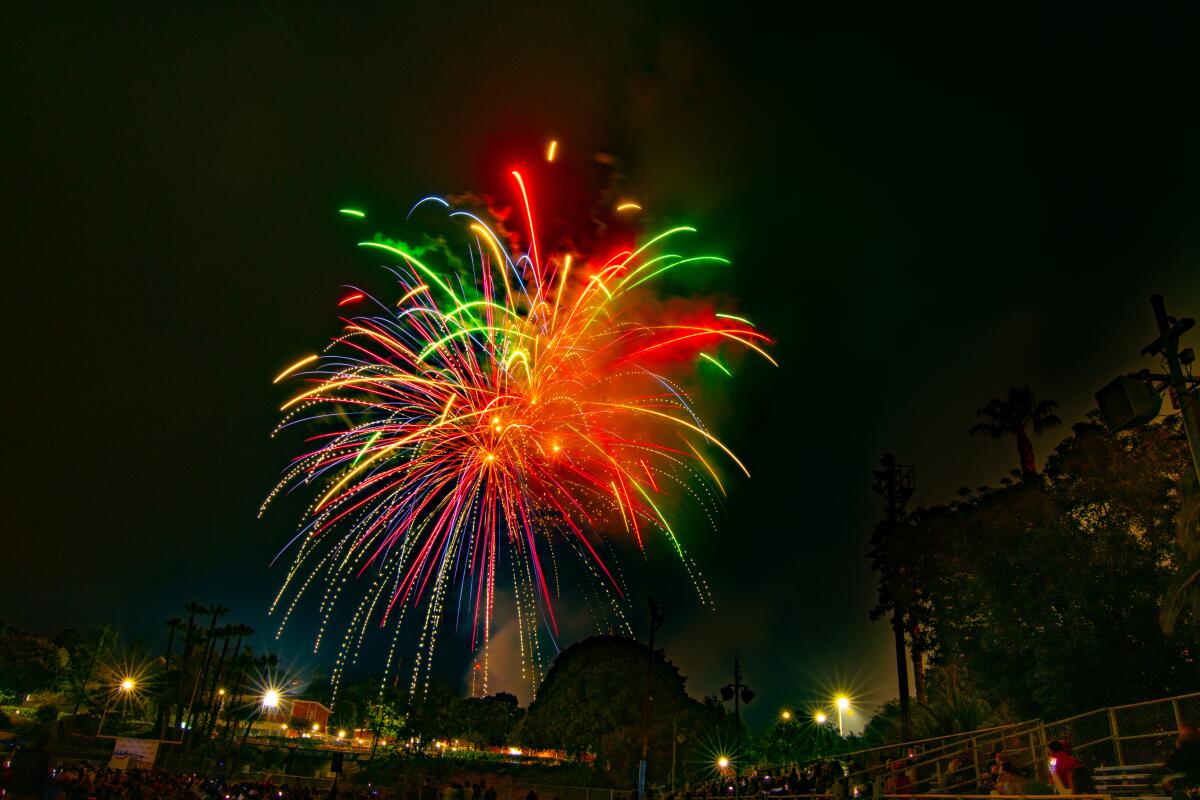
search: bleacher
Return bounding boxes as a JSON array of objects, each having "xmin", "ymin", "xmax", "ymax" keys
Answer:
[{"xmin": 1090, "ymin": 764, "xmax": 1165, "ymax": 799}]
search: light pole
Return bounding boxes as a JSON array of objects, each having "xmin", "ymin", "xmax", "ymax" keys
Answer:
[
  {"xmin": 639, "ymin": 598, "xmax": 665, "ymax": 800},
  {"xmin": 812, "ymin": 712, "xmax": 829, "ymax": 758},
  {"xmin": 835, "ymin": 696, "xmax": 850, "ymax": 737},
  {"xmin": 720, "ymin": 659, "xmax": 754, "ymax": 800},
  {"xmin": 96, "ymin": 678, "xmax": 136, "ymax": 736},
  {"xmin": 230, "ymin": 688, "xmax": 280, "ymax": 776},
  {"xmin": 1096, "ymin": 294, "xmax": 1200, "ymax": 484}
]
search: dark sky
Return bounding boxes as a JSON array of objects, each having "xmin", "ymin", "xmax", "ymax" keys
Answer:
[{"xmin": 5, "ymin": 4, "xmax": 1200, "ymax": 728}]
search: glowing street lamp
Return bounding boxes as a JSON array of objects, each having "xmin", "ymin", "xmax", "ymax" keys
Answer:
[
  {"xmin": 780, "ymin": 710, "xmax": 792, "ymax": 721},
  {"xmin": 717, "ymin": 756, "xmax": 731, "ymax": 771},
  {"xmin": 96, "ymin": 676, "xmax": 138, "ymax": 736},
  {"xmin": 814, "ymin": 711, "xmax": 827, "ymax": 725},
  {"xmin": 232, "ymin": 687, "xmax": 285, "ymax": 775},
  {"xmin": 835, "ymin": 696, "xmax": 850, "ymax": 736}
]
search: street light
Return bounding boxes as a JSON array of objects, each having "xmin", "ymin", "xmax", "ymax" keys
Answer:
[
  {"xmin": 719, "ymin": 659, "xmax": 753, "ymax": 800},
  {"xmin": 780, "ymin": 710, "xmax": 792, "ymax": 721},
  {"xmin": 233, "ymin": 688, "xmax": 284, "ymax": 775},
  {"xmin": 814, "ymin": 711, "xmax": 827, "ymax": 725},
  {"xmin": 97, "ymin": 677, "xmax": 137, "ymax": 736},
  {"xmin": 717, "ymin": 756, "xmax": 731, "ymax": 771},
  {"xmin": 835, "ymin": 696, "xmax": 850, "ymax": 736}
]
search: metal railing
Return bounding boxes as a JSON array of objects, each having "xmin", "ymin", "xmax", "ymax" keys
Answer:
[{"xmin": 751, "ymin": 691, "xmax": 1200, "ymax": 799}]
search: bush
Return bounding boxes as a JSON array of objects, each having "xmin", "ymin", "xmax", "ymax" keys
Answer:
[
  {"xmin": 0, "ymin": 710, "xmax": 11, "ymax": 730},
  {"xmin": 35, "ymin": 704, "xmax": 58, "ymax": 724}
]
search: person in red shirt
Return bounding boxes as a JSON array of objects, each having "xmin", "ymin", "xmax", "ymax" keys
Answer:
[{"xmin": 1048, "ymin": 740, "xmax": 1082, "ymax": 793}]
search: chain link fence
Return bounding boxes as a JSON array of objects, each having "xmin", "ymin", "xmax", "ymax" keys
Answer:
[{"xmin": 1045, "ymin": 692, "xmax": 1200, "ymax": 770}]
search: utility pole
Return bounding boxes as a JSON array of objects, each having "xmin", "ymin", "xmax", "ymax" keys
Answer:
[
  {"xmin": 639, "ymin": 598, "xmax": 665, "ymax": 800},
  {"xmin": 872, "ymin": 454, "xmax": 916, "ymax": 741},
  {"xmin": 1145, "ymin": 295, "xmax": 1200, "ymax": 481},
  {"xmin": 720, "ymin": 659, "xmax": 755, "ymax": 800},
  {"xmin": 1096, "ymin": 294, "xmax": 1200, "ymax": 483}
]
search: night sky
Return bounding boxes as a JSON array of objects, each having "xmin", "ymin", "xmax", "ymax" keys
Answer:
[{"xmin": 6, "ymin": 5, "xmax": 1200, "ymax": 728}]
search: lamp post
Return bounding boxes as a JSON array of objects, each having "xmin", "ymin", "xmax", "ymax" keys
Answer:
[
  {"xmin": 811, "ymin": 711, "xmax": 829, "ymax": 758},
  {"xmin": 230, "ymin": 688, "xmax": 280, "ymax": 776},
  {"xmin": 1096, "ymin": 294, "xmax": 1200, "ymax": 484},
  {"xmin": 720, "ymin": 659, "xmax": 754, "ymax": 800},
  {"xmin": 835, "ymin": 696, "xmax": 850, "ymax": 737},
  {"xmin": 639, "ymin": 598, "xmax": 665, "ymax": 800},
  {"xmin": 96, "ymin": 678, "xmax": 135, "ymax": 736}
]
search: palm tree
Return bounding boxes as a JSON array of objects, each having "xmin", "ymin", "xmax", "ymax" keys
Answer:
[
  {"xmin": 173, "ymin": 602, "xmax": 206, "ymax": 733},
  {"xmin": 199, "ymin": 625, "xmax": 233, "ymax": 739},
  {"xmin": 155, "ymin": 617, "xmax": 183, "ymax": 737},
  {"xmin": 180, "ymin": 602, "xmax": 206, "ymax": 663},
  {"xmin": 185, "ymin": 604, "xmax": 228, "ymax": 746},
  {"xmin": 218, "ymin": 627, "xmax": 254, "ymax": 745},
  {"xmin": 970, "ymin": 386, "xmax": 1062, "ymax": 477}
]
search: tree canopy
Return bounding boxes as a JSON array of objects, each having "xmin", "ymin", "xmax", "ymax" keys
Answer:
[
  {"xmin": 518, "ymin": 635, "xmax": 725, "ymax": 782},
  {"xmin": 873, "ymin": 414, "xmax": 1200, "ymax": 722},
  {"xmin": 0, "ymin": 623, "xmax": 68, "ymax": 701}
]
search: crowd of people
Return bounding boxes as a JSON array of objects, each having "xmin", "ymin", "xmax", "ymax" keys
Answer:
[
  {"xmin": 1, "ymin": 749, "xmax": 522, "ymax": 800},
  {"xmin": 7, "ymin": 734, "xmax": 1200, "ymax": 800},
  {"xmin": 699, "ymin": 738, "xmax": 1102, "ymax": 799},
  {"xmin": 2, "ymin": 762, "xmax": 372, "ymax": 799}
]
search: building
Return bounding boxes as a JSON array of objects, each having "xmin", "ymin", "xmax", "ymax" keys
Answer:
[{"xmin": 262, "ymin": 698, "xmax": 333, "ymax": 731}]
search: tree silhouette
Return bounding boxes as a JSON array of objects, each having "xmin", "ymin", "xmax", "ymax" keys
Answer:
[
  {"xmin": 894, "ymin": 415, "xmax": 1197, "ymax": 719},
  {"xmin": 198, "ymin": 624, "xmax": 233, "ymax": 740},
  {"xmin": 185, "ymin": 603, "xmax": 228, "ymax": 746},
  {"xmin": 207, "ymin": 623, "xmax": 252, "ymax": 741},
  {"xmin": 970, "ymin": 386, "xmax": 1061, "ymax": 476},
  {"xmin": 156, "ymin": 617, "xmax": 183, "ymax": 737},
  {"xmin": 174, "ymin": 602, "xmax": 206, "ymax": 732},
  {"xmin": 518, "ymin": 635, "xmax": 719, "ymax": 782},
  {"xmin": 1161, "ymin": 470, "xmax": 1200, "ymax": 634}
]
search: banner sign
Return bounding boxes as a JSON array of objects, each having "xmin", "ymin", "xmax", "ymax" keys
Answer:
[{"xmin": 110, "ymin": 737, "xmax": 159, "ymax": 770}]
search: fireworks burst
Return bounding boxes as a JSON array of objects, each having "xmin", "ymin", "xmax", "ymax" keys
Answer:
[{"xmin": 263, "ymin": 155, "xmax": 775, "ymax": 701}]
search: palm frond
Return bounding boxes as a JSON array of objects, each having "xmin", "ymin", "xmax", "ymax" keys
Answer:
[
  {"xmin": 1032, "ymin": 413, "xmax": 1063, "ymax": 434},
  {"xmin": 970, "ymin": 421, "xmax": 1007, "ymax": 438}
]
